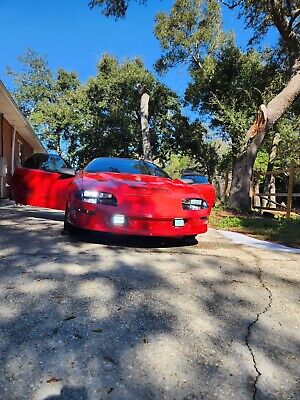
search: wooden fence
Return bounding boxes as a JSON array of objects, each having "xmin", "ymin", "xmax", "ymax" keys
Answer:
[{"xmin": 251, "ymin": 163, "xmax": 300, "ymax": 219}]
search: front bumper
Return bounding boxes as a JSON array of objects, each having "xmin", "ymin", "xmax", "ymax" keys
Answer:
[{"xmin": 67, "ymin": 201, "xmax": 209, "ymax": 237}]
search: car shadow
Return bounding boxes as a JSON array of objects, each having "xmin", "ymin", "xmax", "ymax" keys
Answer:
[
  {"xmin": 63, "ymin": 229, "xmax": 198, "ymax": 249},
  {"xmin": 7, "ymin": 206, "xmax": 198, "ymax": 248}
]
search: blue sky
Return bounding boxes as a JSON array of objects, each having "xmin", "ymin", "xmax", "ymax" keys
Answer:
[{"xmin": 0, "ymin": 0, "xmax": 277, "ymax": 98}]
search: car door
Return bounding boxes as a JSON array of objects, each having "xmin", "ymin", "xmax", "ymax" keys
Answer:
[{"xmin": 12, "ymin": 153, "xmax": 75, "ymax": 210}]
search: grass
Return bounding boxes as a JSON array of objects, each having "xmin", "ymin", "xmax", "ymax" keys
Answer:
[{"xmin": 209, "ymin": 207, "xmax": 300, "ymax": 248}]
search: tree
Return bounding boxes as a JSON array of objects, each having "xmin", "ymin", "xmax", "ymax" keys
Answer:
[
  {"xmin": 155, "ymin": 0, "xmax": 300, "ymax": 210},
  {"xmin": 171, "ymin": 118, "xmax": 220, "ymax": 181},
  {"xmin": 221, "ymin": 0, "xmax": 300, "ymax": 209},
  {"xmin": 76, "ymin": 54, "xmax": 184, "ymax": 166},
  {"xmin": 274, "ymin": 114, "xmax": 300, "ymax": 168},
  {"xmin": 32, "ymin": 69, "xmax": 85, "ymax": 156},
  {"xmin": 6, "ymin": 49, "xmax": 53, "ymax": 118},
  {"xmin": 185, "ymin": 42, "xmax": 282, "ymax": 154},
  {"xmin": 185, "ymin": 40, "xmax": 300, "ymax": 201},
  {"xmin": 89, "ymin": 0, "xmax": 146, "ymax": 18},
  {"xmin": 8, "ymin": 50, "xmax": 216, "ymax": 176},
  {"xmin": 7, "ymin": 49, "xmax": 84, "ymax": 157}
]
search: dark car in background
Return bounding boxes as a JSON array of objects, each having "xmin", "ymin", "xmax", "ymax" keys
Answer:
[{"xmin": 181, "ymin": 172, "xmax": 209, "ymax": 184}]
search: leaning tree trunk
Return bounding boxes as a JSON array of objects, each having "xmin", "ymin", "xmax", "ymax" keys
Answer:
[
  {"xmin": 140, "ymin": 87, "xmax": 153, "ymax": 161},
  {"xmin": 228, "ymin": 63, "xmax": 300, "ymax": 210}
]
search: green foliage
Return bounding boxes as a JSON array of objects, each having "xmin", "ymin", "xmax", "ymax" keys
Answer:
[
  {"xmin": 71, "ymin": 54, "xmax": 186, "ymax": 166},
  {"xmin": 253, "ymin": 150, "xmax": 269, "ymax": 172},
  {"xmin": 253, "ymin": 102, "xmax": 300, "ymax": 174},
  {"xmin": 222, "ymin": 1, "xmax": 300, "ymax": 58},
  {"xmin": 6, "ymin": 49, "xmax": 53, "ymax": 117},
  {"xmin": 169, "ymin": 118, "xmax": 220, "ymax": 180},
  {"xmin": 7, "ymin": 49, "xmax": 84, "ymax": 157},
  {"xmin": 275, "ymin": 111, "xmax": 300, "ymax": 168},
  {"xmin": 164, "ymin": 154, "xmax": 195, "ymax": 178},
  {"xmin": 155, "ymin": 1, "xmax": 299, "ymax": 177},
  {"xmin": 185, "ymin": 42, "xmax": 285, "ymax": 154},
  {"xmin": 89, "ymin": 0, "xmax": 146, "ymax": 18},
  {"xmin": 155, "ymin": 0, "xmax": 223, "ymax": 74},
  {"xmin": 217, "ymin": 147, "xmax": 232, "ymax": 172},
  {"xmin": 9, "ymin": 51, "xmax": 215, "ymax": 172},
  {"xmin": 210, "ymin": 211, "xmax": 300, "ymax": 248},
  {"xmin": 154, "ymin": 2, "xmax": 283, "ymax": 154}
]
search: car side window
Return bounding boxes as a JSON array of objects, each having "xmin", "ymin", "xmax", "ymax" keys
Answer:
[
  {"xmin": 23, "ymin": 154, "xmax": 45, "ymax": 169},
  {"xmin": 22, "ymin": 153, "xmax": 69, "ymax": 172},
  {"xmin": 39, "ymin": 155, "xmax": 68, "ymax": 172}
]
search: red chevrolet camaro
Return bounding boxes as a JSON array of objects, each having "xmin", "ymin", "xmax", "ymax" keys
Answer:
[{"xmin": 12, "ymin": 154, "xmax": 216, "ymax": 239}]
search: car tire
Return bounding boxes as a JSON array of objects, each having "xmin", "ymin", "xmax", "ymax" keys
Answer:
[{"xmin": 64, "ymin": 204, "xmax": 74, "ymax": 233}]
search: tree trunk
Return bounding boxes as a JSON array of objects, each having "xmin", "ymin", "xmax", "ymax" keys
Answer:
[
  {"xmin": 253, "ymin": 182, "xmax": 261, "ymax": 208},
  {"xmin": 222, "ymin": 168, "xmax": 230, "ymax": 203},
  {"xmin": 263, "ymin": 130, "xmax": 280, "ymax": 209},
  {"xmin": 140, "ymin": 88, "xmax": 153, "ymax": 161},
  {"xmin": 228, "ymin": 64, "xmax": 300, "ymax": 210}
]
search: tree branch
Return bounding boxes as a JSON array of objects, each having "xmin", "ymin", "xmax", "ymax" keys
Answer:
[
  {"xmin": 192, "ymin": 54, "xmax": 203, "ymax": 70},
  {"xmin": 219, "ymin": 0, "xmax": 240, "ymax": 10},
  {"xmin": 289, "ymin": 8, "xmax": 300, "ymax": 29},
  {"xmin": 269, "ymin": 0, "xmax": 290, "ymax": 35}
]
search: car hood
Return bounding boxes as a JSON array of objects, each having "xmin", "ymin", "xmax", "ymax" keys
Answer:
[{"xmin": 79, "ymin": 171, "xmax": 202, "ymax": 196}]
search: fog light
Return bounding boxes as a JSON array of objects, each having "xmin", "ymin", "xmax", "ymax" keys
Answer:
[
  {"xmin": 112, "ymin": 214, "xmax": 126, "ymax": 226},
  {"xmin": 173, "ymin": 218, "xmax": 185, "ymax": 227}
]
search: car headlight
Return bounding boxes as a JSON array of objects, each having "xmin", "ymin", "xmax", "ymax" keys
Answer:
[
  {"xmin": 182, "ymin": 198, "xmax": 208, "ymax": 210},
  {"xmin": 75, "ymin": 190, "xmax": 117, "ymax": 206}
]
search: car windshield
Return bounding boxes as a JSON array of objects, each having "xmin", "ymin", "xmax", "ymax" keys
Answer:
[
  {"xmin": 182, "ymin": 175, "xmax": 209, "ymax": 184},
  {"xmin": 84, "ymin": 158, "xmax": 170, "ymax": 178}
]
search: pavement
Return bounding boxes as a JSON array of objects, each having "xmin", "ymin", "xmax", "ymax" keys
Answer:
[{"xmin": 0, "ymin": 205, "xmax": 299, "ymax": 400}]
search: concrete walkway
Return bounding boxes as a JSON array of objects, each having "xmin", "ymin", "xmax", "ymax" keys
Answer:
[
  {"xmin": 0, "ymin": 205, "xmax": 299, "ymax": 400},
  {"xmin": 219, "ymin": 230, "xmax": 300, "ymax": 254}
]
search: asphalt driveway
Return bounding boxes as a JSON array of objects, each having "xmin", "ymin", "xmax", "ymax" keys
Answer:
[{"xmin": 0, "ymin": 205, "xmax": 299, "ymax": 400}]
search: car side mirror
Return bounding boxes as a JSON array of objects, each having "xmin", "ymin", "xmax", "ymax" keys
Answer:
[
  {"xmin": 180, "ymin": 178, "xmax": 194, "ymax": 184},
  {"xmin": 59, "ymin": 167, "xmax": 76, "ymax": 176}
]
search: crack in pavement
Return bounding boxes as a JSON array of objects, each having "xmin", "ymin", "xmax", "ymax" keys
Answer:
[
  {"xmin": 244, "ymin": 252, "xmax": 273, "ymax": 400},
  {"xmin": 177, "ymin": 247, "xmax": 274, "ymax": 399}
]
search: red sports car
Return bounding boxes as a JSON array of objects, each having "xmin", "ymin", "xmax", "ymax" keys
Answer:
[{"xmin": 12, "ymin": 154, "xmax": 216, "ymax": 239}]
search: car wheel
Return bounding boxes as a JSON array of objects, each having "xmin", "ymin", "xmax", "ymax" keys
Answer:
[{"xmin": 63, "ymin": 204, "xmax": 74, "ymax": 233}]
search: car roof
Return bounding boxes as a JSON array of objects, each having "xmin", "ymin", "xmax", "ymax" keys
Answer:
[{"xmin": 92, "ymin": 157, "xmax": 145, "ymax": 161}]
